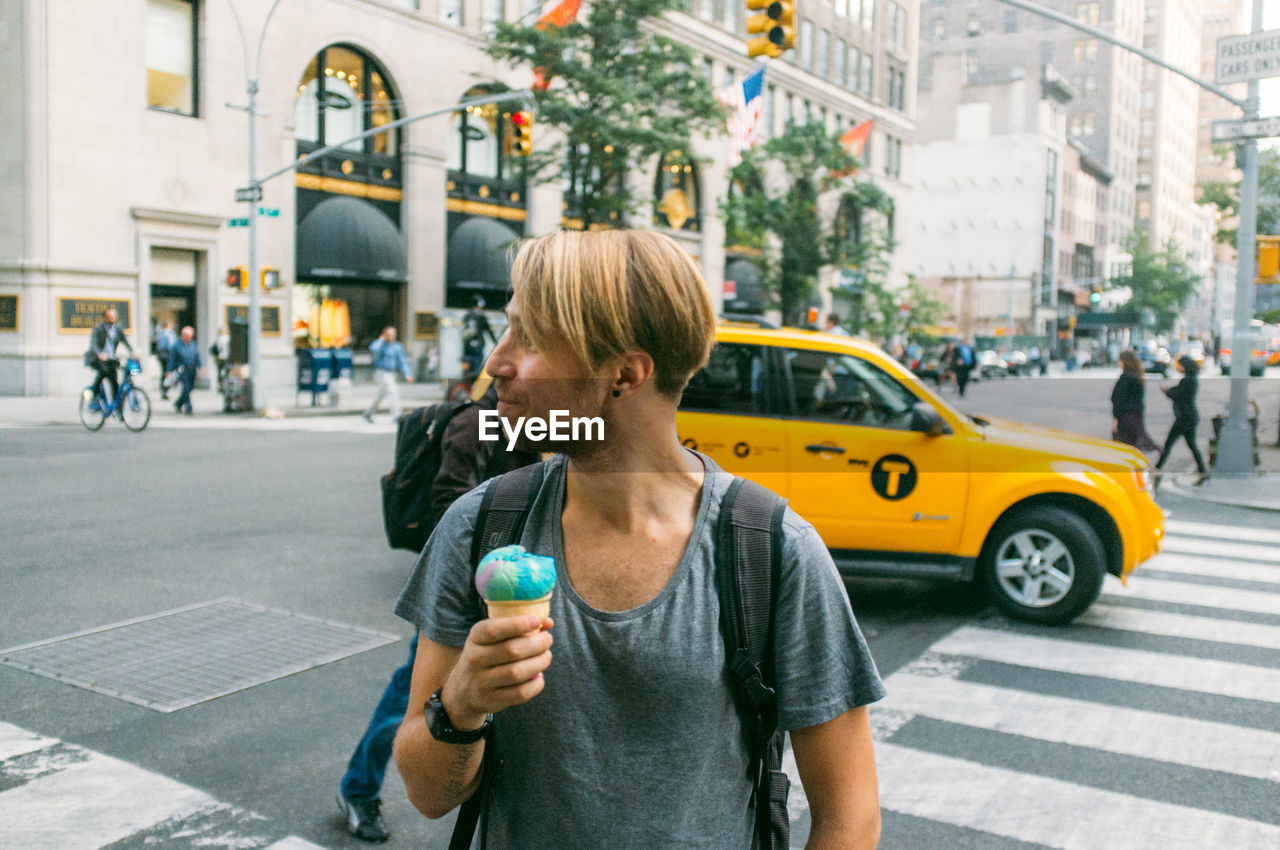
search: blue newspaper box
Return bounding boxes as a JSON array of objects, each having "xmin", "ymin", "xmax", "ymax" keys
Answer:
[
  {"xmin": 297, "ymin": 348, "xmax": 332, "ymax": 404},
  {"xmin": 331, "ymin": 347, "xmax": 354, "ymax": 382}
]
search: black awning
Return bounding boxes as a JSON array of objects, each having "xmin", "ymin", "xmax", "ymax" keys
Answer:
[
  {"xmin": 296, "ymin": 196, "xmax": 408, "ymax": 282},
  {"xmin": 447, "ymin": 216, "xmax": 521, "ymax": 288}
]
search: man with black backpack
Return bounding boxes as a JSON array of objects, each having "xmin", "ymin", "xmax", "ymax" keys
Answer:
[
  {"xmin": 337, "ymin": 374, "xmax": 538, "ymax": 842},
  {"xmin": 393, "ymin": 231, "xmax": 883, "ymax": 849}
]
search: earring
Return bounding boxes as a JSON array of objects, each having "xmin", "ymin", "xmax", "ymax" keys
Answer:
[{"xmin": 612, "ymin": 390, "xmax": 622, "ymax": 398}]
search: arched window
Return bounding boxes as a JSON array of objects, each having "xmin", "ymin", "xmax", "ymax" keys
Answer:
[
  {"xmin": 294, "ymin": 45, "xmax": 401, "ymax": 185},
  {"xmin": 445, "ymin": 85, "xmax": 528, "ymax": 210},
  {"xmin": 653, "ymin": 150, "xmax": 700, "ymax": 232},
  {"xmin": 834, "ymin": 195, "xmax": 864, "ymax": 264}
]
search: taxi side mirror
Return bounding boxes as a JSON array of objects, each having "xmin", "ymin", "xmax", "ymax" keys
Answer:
[{"xmin": 910, "ymin": 402, "xmax": 949, "ymax": 437}]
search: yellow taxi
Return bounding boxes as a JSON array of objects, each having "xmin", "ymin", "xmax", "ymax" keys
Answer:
[{"xmin": 677, "ymin": 320, "xmax": 1164, "ymax": 624}]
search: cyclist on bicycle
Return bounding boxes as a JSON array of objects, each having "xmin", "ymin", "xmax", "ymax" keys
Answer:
[
  {"xmin": 86, "ymin": 307, "xmax": 134, "ymax": 410},
  {"xmin": 460, "ymin": 296, "xmax": 497, "ymax": 380}
]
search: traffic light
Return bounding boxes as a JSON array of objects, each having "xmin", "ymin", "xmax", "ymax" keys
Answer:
[
  {"xmin": 510, "ymin": 110, "xmax": 533, "ymax": 156},
  {"xmin": 227, "ymin": 267, "xmax": 247, "ymax": 290},
  {"xmin": 1258, "ymin": 235, "xmax": 1280, "ymax": 283},
  {"xmin": 260, "ymin": 268, "xmax": 280, "ymax": 290},
  {"xmin": 746, "ymin": 0, "xmax": 795, "ymax": 59},
  {"xmin": 1089, "ymin": 285, "xmax": 1102, "ymax": 304}
]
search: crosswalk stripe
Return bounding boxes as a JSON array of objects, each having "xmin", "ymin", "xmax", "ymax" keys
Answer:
[
  {"xmin": 263, "ymin": 838, "xmax": 331, "ymax": 850},
  {"xmin": 930, "ymin": 626, "xmax": 1280, "ymax": 703},
  {"xmin": 1107, "ymin": 576, "xmax": 1280, "ymax": 616},
  {"xmin": 0, "ymin": 750, "xmax": 212, "ymax": 850},
  {"xmin": 0, "ymin": 721, "xmax": 57, "ymax": 762},
  {"xmin": 1142, "ymin": 551, "xmax": 1280, "ymax": 585},
  {"xmin": 1159, "ymin": 536, "xmax": 1280, "ymax": 564},
  {"xmin": 1165, "ymin": 520, "xmax": 1280, "ymax": 546},
  {"xmin": 1080, "ymin": 603, "xmax": 1280, "ymax": 652},
  {"xmin": 880, "ymin": 672, "xmax": 1280, "ymax": 781},
  {"xmin": 876, "ymin": 742, "xmax": 1280, "ymax": 849}
]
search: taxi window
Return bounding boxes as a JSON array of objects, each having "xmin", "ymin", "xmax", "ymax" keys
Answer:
[
  {"xmin": 680, "ymin": 343, "xmax": 772, "ymax": 414},
  {"xmin": 784, "ymin": 348, "xmax": 918, "ymax": 430}
]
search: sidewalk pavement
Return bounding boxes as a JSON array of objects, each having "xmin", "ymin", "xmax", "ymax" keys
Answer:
[{"xmin": 0, "ymin": 377, "xmax": 446, "ymax": 428}]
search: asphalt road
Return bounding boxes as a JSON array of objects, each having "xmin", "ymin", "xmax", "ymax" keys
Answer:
[{"xmin": 1, "ymin": 378, "xmax": 1277, "ymax": 848}]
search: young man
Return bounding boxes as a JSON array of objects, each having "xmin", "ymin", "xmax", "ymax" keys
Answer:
[
  {"xmin": 393, "ymin": 230, "xmax": 883, "ymax": 848},
  {"xmin": 364, "ymin": 326, "xmax": 414, "ymax": 423}
]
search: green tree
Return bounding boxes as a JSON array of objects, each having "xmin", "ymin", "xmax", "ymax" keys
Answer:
[
  {"xmin": 1109, "ymin": 230, "xmax": 1201, "ymax": 332},
  {"xmin": 724, "ymin": 121, "xmax": 899, "ymax": 326},
  {"xmin": 1197, "ymin": 146, "xmax": 1280, "ymax": 245},
  {"xmin": 485, "ymin": 0, "xmax": 724, "ymax": 230}
]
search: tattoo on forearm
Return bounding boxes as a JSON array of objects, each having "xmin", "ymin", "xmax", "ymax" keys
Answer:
[{"xmin": 442, "ymin": 742, "xmax": 479, "ymax": 803}]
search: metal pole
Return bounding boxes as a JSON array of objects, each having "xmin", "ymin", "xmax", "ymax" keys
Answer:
[
  {"xmin": 1215, "ymin": 0, "xmax": 1264, "ymax": 473},
  {"xmin": 247, "ymin": 77, "xmax": 261, "ymax": 409}
]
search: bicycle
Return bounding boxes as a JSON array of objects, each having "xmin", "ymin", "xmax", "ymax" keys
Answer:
[
  {"xmin": 445, "ymin": 358, "xmax": 481, "ymax": 403},
  {"xmin": 79, "ymin": 356, "xmax": 151, "ymax": 432}
]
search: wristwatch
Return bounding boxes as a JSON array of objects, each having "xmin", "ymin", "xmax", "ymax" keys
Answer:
[{"xmin": 425, "ymin": 688, "xmax": 492, "ymax": 744}]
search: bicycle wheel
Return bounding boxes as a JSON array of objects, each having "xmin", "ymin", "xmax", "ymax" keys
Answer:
[
  {"xmin": 79, "ymin": 388, "xmax": 107, "ymax": 431},
  {"xmin": 120, "ymin": 387, "xmax": 151, "ymax": 432}
]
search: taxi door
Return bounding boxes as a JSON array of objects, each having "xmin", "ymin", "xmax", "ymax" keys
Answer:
[
  {"xmin": 676, "ymin": 341, "xmax": 788, "ymax": 498},
  {"xmin": 779, "ymin": 347, "xmax": 969, "ymax": 556}
]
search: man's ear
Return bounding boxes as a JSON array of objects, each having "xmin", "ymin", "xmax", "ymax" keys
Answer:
[{"xmin": 612, "ymin": 350, "xmax": 656, "ymax": 397}]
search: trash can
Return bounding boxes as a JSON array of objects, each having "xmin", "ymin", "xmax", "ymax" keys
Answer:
[
  {"xmin": 223, "ymin": 366, "xmax": 253, "ymax": 413},
  {"xmin": 229, "ymin": 315, "xmax": 249, "ymax": 365},
  {"xmin": 297, "ymin": 348, "xmax": 332, "ymax": 407}
]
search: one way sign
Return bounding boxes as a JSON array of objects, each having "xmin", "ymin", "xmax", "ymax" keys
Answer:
[{"xmin": 1211, "ymin": 116, "xmax": 1280, "ymax": 143}]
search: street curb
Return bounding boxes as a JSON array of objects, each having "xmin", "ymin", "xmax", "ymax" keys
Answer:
[{"xmin": 1162, "ymin": 475, "xmax": 1280, "ymax": 513}]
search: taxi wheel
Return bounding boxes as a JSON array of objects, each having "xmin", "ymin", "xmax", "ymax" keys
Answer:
[{"xmin": 979, "ymin": 506, "xmax": 1106, "ymax": 625}]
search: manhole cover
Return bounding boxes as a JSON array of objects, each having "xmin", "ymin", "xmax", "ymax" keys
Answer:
[{"xmin": 0, "ymin": 599, "xmax": 399, "ymax": 712}]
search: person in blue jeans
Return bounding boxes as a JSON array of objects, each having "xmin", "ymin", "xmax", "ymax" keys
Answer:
[
  {"xmin": 165, "ymin": 326, "xmax": 204, "ymax": 415},
  {"xmin": 337, "ymin": 376, "xmax": 538, "ymax": 842}
]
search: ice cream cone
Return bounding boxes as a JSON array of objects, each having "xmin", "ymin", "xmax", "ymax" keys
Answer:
[{"xmin": 485, "ymin": 592, "xmax": 552, "ymax": 621}]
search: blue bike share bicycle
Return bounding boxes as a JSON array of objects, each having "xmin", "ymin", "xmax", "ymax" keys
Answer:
[{"xmin": 79, "ymin": 356, "xmax": 151, "ymax": 432}]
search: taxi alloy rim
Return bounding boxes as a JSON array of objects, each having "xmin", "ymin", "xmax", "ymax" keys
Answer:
[{"xmin": 994, "ymin": 528, "xmax": 1075, "ymax": 608}]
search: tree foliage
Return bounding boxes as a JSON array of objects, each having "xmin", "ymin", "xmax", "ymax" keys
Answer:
[
  {"xmin": 723, "ymin": 121, "xmax": 902, "ymax": 328},
  {"xmin": 1197, "ymin": 147, "xmax": 1280, "ymax": 246},
  {"xmin": 1109, "ymin": 229, "xmax": 1201, "ymax": 333},
  {"xmin": 485, "ymin": 0, "xmax": 724, "ymax": 229}
]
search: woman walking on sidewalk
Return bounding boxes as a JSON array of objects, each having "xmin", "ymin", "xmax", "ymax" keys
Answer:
[
  {"xmin": 1110, "ymin": 350, "xmax": 1158, "ymax": 452},
  {"xmin": 1153, "ymin": 354, "xmax": 1208, "ymax": 488}
]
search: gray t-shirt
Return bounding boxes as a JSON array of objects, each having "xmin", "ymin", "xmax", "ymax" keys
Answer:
[{"xmin": 395, "ymin": 453, "xmax": 884, "ymax": 849}]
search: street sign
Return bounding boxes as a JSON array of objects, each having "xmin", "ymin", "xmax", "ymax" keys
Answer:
[
  {"xmin": 1211, "ymin": 116, "xmax": 1280, "ymax": 142},
  {"xmin": 227, "ymin": 218, "xmax": 249, "ymax": 228},
  {"xmin": 1215, "ymin": 29, "xmax": 1280, "ymax": 85},
  {"xmin": 234, "ymin": 185, "xmax": 263, "ymax": 203},
  {"xmin": 257, "ymin": 207, "xmax": 279, "ymax": 217}
]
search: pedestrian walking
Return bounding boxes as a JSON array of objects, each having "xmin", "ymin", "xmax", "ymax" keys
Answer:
[
  {"xmin": 823, "ymin": 312, "xmax": 850, "ymax": 336},
  {"xmin": 950, "ymin": 337, "xmax": 976, "ymax": 398},
  {"xmin": 1110, "ymin": 350, "xmax": 1159, "ymax": 452},
  {"xmin": 1153, "ymin": 354, "xmax": 1208, "ymax": 487},
  {"xmin": 393, "ymin": 230, "xmax": 884, "ymax": 848},
  {"xmin": 210, "ymin": 326, "xmax": 230, "ymax": 394},
  {"xmin": 363, "ymin": 326, "xmax": 413, "ymax": 423},
  {"xmin": 337, "ymin": 375, "xmax": 538, "ymax": 843},
  {"xmin": 85, "ymin": 307, "xmax": 134, "ymax": 409},
  {"xmin": 165, "ymin": 326, "xmax": 203, "ymax": 415},
  {"xmin": 460, "ymin": 297, "xmax": 498, "ymax": 382},
  {"xmin": 154, "ymin": 321, "xmax": 176, "ymax": 400}
]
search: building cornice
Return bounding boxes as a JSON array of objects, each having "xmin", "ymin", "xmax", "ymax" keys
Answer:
[{"xmin": 130, "ymin": 208, "xmax": 225, "ymax": 229}]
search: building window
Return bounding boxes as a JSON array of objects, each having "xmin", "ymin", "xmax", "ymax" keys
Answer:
[
  {"xmin": 1136, "ymin": 173, "xmax": 1151, "ymax": 189},
  {"xmin": 886, "ymin": 67, "xmax": 906, "ymax": 110},
  {"xmin": 1081, "ymin": 111, "xmax": 1095, "ymax": 135},
  {"xmin": 654, "ymin": 150, "xmax": 701, "ymax": 232},
  {"xmin": 861, "ymin": 54, "xmax": 874, "ymax": 99},
  {"xmin": 932, "ymin": 18, "xmax": 945, "ymax": 40},
  {"xmin": 482, "ymin": 0, "xmax": 504, "ymax": 32},
  {"xmin": 834, "ymin": 39, "xmax": 847, "ymax": 85},
  {"xmin": 884, "ymin": 136, "xmax": 902, "ymax": 178},
  {"xmin": 764, "ymin": 85, "xmax": 775, "ymax": 138},
  {"xmin": 1076, "ymin": 2, "xmax": 1099, "ymax": 24},
  {"xmin": 1140, "ymin": 89, "xmax": 1155, "ymax": 109},
  {"xmin": 1140, "ymin": 119, "xmax": 1153, "ymax": 137},
  {"xmin": 800, "ymin": 20, "xmax": 814, "ymax": 69},
  {"xmin": 1072, "ymin": 38, "xmax": 1098, "ymax": 63},
  {"xmin": 294, "ymin": 46, "xmax": 401, "ymax": 160},
  {"xmin": 1084, "ymin": 74, "xmax": 1096, "ymax": 94},
  {"xmin": 146, "ymin": 0, "xmax": 198, "ymax": 115},
  {"xmin": 440, "ymin": 0, "xmax": 462, "ymax": 25},
  {"xmin": 967, "ymin": 15, "xmax": 980, "ymax": 36},
  {"xmin": 835, "ymin": 0, "xmax": 849, "ymax": 16},
  {"xmin": 848, "ymin": 46, "xmax": 861, "ymax": 91},
  {"xmin": 1003, "ymin": 10, "xmax": 1017, "ymax": 32},
  {"xmin": 818, "ymin": 28, "xmax": 831, "ymax": 78},
  {"xmin": 890, "ymin": 2, "xmax": 907, "ymax": 49},
  {"xmin": 860, "ymin": 0, "xmax": 875, "ymax": 31},
  {"xmin": 964, "ymin": 50, "xmax": 979, "ymax": 79}
]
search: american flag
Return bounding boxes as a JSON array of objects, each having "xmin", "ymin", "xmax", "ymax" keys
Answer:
[{"xmin": 718, "ymin": 68, "xmax": 766, "ymax": 168}]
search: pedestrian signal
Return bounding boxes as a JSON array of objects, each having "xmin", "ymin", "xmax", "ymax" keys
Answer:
[
  {"xmin": 1258, "ymin": 235, "xmax": 1279, "ymax": 283},
  {"xmin": 510, "ymin": 111, "xmax": 533, "ymax": 156},
  {"xmin": 261, "ymin": 268, "xmax": 280, "ymax": 290},
  {"xmin": 746, "ymin": 0, "xmax": 796, "ymax": 59},
  {"xmin": 227, "ymin": 267, "xmax": 247, "ymax": 290}
]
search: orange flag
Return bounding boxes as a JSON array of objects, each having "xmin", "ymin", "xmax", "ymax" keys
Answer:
[
  {"xmin": 839, "ymin": 120, "xmax": 874, "ymax": 159},
  {"xmin": 532, "ymin": 0, "xmax": 584, "ymax": 90}
]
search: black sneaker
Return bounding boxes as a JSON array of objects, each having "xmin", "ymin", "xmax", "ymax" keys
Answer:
[{"xmin": 337, "ymin": 794, "xmax": 389, "ymax": 843}]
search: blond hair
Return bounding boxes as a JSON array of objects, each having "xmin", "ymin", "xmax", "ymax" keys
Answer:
[{"xmin": 509, "ymin": 230, "xmax": 716, "ymax": 397}]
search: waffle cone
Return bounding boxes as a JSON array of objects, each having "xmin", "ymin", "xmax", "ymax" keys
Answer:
[{"xmin": 484, "ymin": 593, "xmax": 552, "ymax": 621}]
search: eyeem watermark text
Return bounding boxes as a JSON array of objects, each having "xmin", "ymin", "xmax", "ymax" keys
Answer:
[{"xmin": 479, "ymin": 410, "xmax": 604, "ymax": 450}]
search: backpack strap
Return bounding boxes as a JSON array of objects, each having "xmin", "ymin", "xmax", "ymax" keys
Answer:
[
  {"xmin": 449, "ymin": 460, "xmax": 547, "ymax": 850},
  {"xmin": 716, "ymin": 476, "xmax": 789, "ymax": 850}
]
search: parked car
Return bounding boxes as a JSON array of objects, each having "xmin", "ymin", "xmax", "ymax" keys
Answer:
[
  {"xmin": 1005, "ymin": 350, "xmax": 1030, "ymax": 376},
  {"xmin": 1137, "ymin": 343, "xmax": 1172, "ymax": 376},
  {"xmin": 678, "ymin": 321, "xmax": 1165, "ymax": 624},
  {"xmin": 979, "ymin": 349, "xmax": 1009, "ymax": 378}
]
